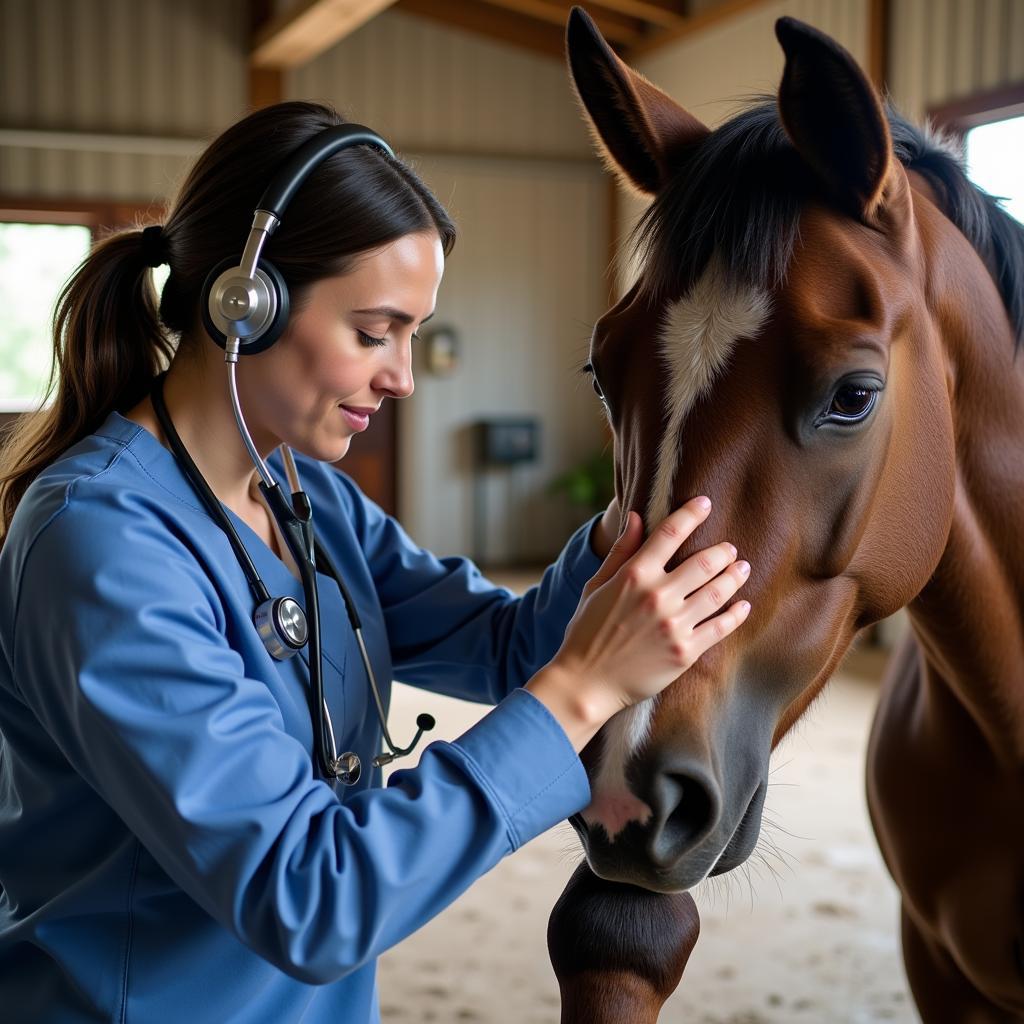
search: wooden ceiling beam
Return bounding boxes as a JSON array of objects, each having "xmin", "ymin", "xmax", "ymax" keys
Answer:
[
  {"xmin": 478, "ymin": 0, "xmax": 643, "ymax": 48},
  {"xmin": 251, "ymin": 0, "xmax": 399, "ymax": 69},
  {"xmin": 867, "ymin": 0, "xmax": 890, "ymax": 91},
  {"xmin": 588, "ymin": 0, "xmax": 686, "ymax": 29},
  {"xmin": 397, "ymin": 0, "xmax": 568, "ymax": 58},
  {"xmin": 628, "ymin": 0, "xmax": 767, "ymax": 56},
  {"xmin": 248, "ymin": 0, "xmax": 283, "ymax": 108}
]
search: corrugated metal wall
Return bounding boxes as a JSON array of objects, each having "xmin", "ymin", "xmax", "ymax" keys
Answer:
[
  {"xmin": 0, "ymin": 0, "xmax": 248, "ymax": 199},
  {"xmin": 636, "ymin": 0, "xmax": 870, "ymax": 129},
  {"xmin": 889, "ymin": 0, "xmax": 1024, "ymax": 120},
  {"xmin": 289, "ymin": 10, "xmax": 592, "ymax": 157}
]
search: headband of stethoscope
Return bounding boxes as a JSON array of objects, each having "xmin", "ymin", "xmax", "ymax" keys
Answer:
[{"xmin": 157, "ymin": 121, "xmax": 434, "ymax": 784}]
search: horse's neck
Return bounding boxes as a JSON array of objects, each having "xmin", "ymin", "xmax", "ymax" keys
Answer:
[{"xmin": 906, "ymin": 252, "xmax": 1024, "ymax": 763}]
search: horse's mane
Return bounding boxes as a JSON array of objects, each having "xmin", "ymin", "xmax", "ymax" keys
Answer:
[{"xmin": 631, "ymin": 97, "xmax": 1024, "ymax": 353}]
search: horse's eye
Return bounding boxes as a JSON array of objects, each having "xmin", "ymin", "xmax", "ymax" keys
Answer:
[
  {"xmin": 583, "ymin": 362, "xmax": 606, "ymax": 402},
  {"xmin": 827, "ymin": 384, "xmax": 877, "ymax": 421}
]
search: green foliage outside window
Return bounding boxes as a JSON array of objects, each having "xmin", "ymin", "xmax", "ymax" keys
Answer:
[{"xmin": 0, "ymin": 222, "xmax": 92, "ymax": 410}]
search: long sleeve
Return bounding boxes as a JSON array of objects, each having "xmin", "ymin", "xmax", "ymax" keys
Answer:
[
  {"xmin": 331, "ymin": 472, "xmax": 604, "ymax": 704},
  {"xmin": 8, "ymin": 499, "xmax": 590, "ymax": 985}
]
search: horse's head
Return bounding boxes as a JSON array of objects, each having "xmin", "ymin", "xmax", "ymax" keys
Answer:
[{"xmin": 566, "ymin": 9, "xmax": 995, "ymax": 892}]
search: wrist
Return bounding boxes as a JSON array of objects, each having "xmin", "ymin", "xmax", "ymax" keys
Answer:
[{"xmin": 525, "ymin": 662, "xmax": 615, "ymax": 752}]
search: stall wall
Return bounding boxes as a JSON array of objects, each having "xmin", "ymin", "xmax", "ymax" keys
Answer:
[
  {"xmin": 636, "ymin": 0, "xmax": 869, "ymax": 130},
  {"xmin": 394, "ymin": 154, "xmax": 607, "ymax": 563},
  {"xmin": 0, "ymin": 0, "xmax": 248, "ymax": 197},
  {"xmin": 289, "ymin": 9, "xmax": 592, "ymax": 158},
  {"xmin": 889, "ymin": 0, "xmax": 1024, "ymax": 120},
  {"xmin": 287, "ymin": 11, "xmax": 608, "ymax": 561}
]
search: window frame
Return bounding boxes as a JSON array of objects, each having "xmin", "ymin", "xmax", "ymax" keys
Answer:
[{"xmin": 928, "ymin": 82, "xmax": 1024, "ymax": 144}]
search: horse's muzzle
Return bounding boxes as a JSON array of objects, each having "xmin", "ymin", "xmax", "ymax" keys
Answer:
[{"xmin": 573, "ymin": 766, "xmax": 767, "ymax": 892}]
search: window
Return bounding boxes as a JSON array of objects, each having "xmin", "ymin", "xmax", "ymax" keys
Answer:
[
  {"xmin": 964, "ymin": 114, "xmax": 1024, "ymax": 224},
  {"xmin": 0, "ymin": 201, "xmax": 163, "ymax": 415},
  {"xmin": 930, "ymin": 84, "xmax": 1024, "ymax": 227},
  {"xmin": 0, "ymin": 222, "xmax": 92, "ymax": 411}
]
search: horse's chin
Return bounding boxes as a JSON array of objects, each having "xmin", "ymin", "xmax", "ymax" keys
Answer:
[{"xmin": 570, "ymin": 782, "xmax": 766, "ymax": 894}]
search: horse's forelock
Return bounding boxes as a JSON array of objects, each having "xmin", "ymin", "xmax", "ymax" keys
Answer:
[{"xmin": 630, "ymin": 99, "xmax": 1024, "ymax": 354}]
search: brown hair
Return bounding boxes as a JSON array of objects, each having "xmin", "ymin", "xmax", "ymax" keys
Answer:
[{"xmin": 0, "ymin": 101, "xmax": 456, "ymax": 547}]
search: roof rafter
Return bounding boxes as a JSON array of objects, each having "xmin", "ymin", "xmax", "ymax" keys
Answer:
[
  {"xmin": 478, "ymin": 0, "xmax": 643, "ymax": 47},
  {"xmin": 251, "ymin": 0, "xmax": 399, "ymax": 69}
]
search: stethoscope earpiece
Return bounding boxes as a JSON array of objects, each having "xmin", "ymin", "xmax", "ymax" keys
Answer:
[{"xmin": 200, "ymin": 256, "xmax": 290, "ymax": 355}]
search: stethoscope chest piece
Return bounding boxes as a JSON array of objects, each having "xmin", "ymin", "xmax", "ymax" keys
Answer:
[
  {"xmin": 255, "ymin": 595, "xmax": 308, "ymax": 660},
  {"xmin": 331, "ymin": 752, "xmax": 362, "ymax": 786}
]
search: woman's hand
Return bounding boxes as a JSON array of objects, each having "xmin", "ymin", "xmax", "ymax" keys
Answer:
[{"xmin": 527, "ymin": 497, "xmax": 751, "ymax": 751}]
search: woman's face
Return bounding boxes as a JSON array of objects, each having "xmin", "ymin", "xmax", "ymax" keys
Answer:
[{"xmin": 245, "ymin": 230, "xmax": 444, "ymax": 461}]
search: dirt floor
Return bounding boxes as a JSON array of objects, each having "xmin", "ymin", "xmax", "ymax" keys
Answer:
[{"xmin": 378, "ymin": 574, "xmax": 915, "ymax": 1024}]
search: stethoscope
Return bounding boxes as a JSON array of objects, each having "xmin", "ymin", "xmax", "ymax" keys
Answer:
[{"xmin": 150, "ymin": 122, "xmax": 435, "ymax": 785}]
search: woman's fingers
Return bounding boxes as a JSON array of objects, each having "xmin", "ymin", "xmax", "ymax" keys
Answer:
[
  {"xmin": 548, "ymin": 495, "xmax": 754, "ymax": 725},
  {"xmin": 631, "ymin": 497, "xmax": 712, "ymax": 572},
  {"xmin": 677, "ymin": 559, "xmax": 750, "ymax": 628},
  {"xmin": 669, "ymin": 540, "xmax": 739, "ymax": 598},
  {"xmin": 686, "ymin": 598, "xmax": 752, "ymax": 657}
]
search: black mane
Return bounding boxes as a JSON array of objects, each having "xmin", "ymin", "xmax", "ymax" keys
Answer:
[{"xmin": 631, "ymin": 97, "xmax": 1024, "ymax": 352}]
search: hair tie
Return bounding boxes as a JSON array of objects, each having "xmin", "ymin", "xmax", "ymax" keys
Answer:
[{"xmin": 141, "ymin": 224, "xmax": 168, "ymax": 268}]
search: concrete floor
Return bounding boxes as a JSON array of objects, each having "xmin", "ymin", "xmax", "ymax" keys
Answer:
[{"xmin": 377, "ymin": 576, "xmax": 916, "ymax": 1024}]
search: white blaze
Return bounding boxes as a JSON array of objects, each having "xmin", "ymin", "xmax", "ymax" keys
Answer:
[
  {"xmin": 584, "ymin": 260, "xmax": 771, "ymax": 840},
  {"xmin": 645, "ymin": 260, "xmax": 772, "ymax": 526}
]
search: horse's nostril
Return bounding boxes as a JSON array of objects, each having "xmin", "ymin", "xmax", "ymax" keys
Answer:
[{"xmin": 648, "ymin": 770, "xmax": 717, "ymax": 868}]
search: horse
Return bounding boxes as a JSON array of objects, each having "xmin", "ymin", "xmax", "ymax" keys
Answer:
[{"xmin": 546, "ymin": 8, "xmax": 1024, "ymax": 1023}]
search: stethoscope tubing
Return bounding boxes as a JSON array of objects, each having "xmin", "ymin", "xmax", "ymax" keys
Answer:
[{"xmin": 149, "ymin": 373, "xmax": 432, "ymax": 781}]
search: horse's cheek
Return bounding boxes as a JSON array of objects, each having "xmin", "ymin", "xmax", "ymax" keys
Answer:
[{"xmin": 854, "ymin": 318, "xmax": 955, "ymax": 620}]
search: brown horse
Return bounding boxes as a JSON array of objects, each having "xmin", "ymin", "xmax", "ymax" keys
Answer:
[{"xmin": 547, "ymin": 8, "xmax": 1024, "ymax": 1023}]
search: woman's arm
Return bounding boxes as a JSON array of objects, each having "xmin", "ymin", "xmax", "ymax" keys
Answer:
[
  {"xmin": 7, "ymin": 500, "xmax": 590, "ymax": 984},
  {"xmin": 330, "ymin": 470, "xmax": 606, "ymax": 704}
]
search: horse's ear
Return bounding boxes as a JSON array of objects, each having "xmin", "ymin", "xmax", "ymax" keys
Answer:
[
  {"xmin": 775, "ymin": 17, "xmax": 904, "ymax": 224},
  {"xmin": 566, "ymin": 6, "xmax": 709, "ymax": 196}
]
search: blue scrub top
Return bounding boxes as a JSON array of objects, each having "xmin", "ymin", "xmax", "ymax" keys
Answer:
[{"xmin": 0, "ymin": 410, "xmax": 600, "ymax": 1023}]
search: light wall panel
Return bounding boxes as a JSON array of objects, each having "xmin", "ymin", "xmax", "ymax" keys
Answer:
[
  {"xmin": 0, "ymin": 0, "xmax": 249, "ymax": 201},
  {"xmin": 889, "ymin": 0, "xmax": 1024, "ymax": 120},
  {"xmin": 287, "ymin": 9, "xmax": 592, "ymax": 157},
  {"xmin": 396, "ymin": 154, "xmax": 608, "ymax": 561},
  {"xmin": 635, "ymin": 0, "xmax": 869, "ymax": 132}
]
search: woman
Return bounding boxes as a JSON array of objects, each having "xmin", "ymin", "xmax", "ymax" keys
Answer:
[{"xmin": 0, "ymin": 101, "xmax": 751, "ymax": 1022}]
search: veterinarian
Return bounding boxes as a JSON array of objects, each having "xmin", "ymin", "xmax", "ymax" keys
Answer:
[{"xmin": 0, "ymin": 101, "xmax": 751, "ymax": 1022}]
